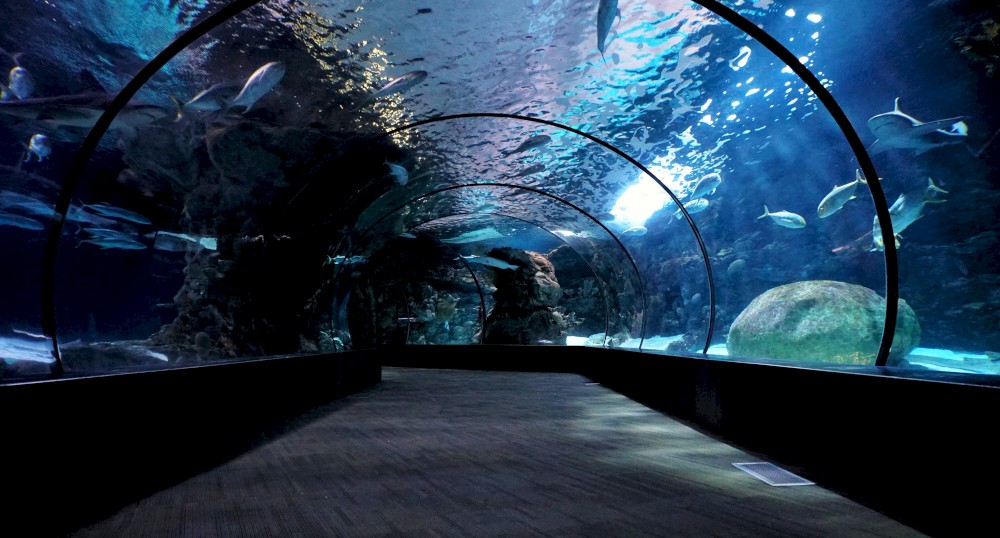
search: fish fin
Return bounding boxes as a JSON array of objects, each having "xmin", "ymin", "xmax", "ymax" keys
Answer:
[
  {"xmin": 926, "ymin": 176, "xmax": 949, "ymax": 194},
  {"xmin": 757, "ymin": 205, "xmax": 769, "ymax": 219},
  {"xmin": 77, "ymin": 69, "xmax": 109, "ymax": 93},
  {"xmin": 893, "ymin": 97, "xmax": 901, "ymax": 112},
  {"xmin": 855, "ymin": 169, "xmax": 867, "ymax": 185},
  {"xmin": 169, "ymin": 95, "xmax": 185, "ymax": 122}
]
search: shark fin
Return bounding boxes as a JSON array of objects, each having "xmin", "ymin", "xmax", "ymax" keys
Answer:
[{"xmin": 77, "ymin": 69, "xmax": 109, "ymax": 94}]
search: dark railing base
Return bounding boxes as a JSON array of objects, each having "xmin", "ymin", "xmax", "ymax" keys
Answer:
[{"xmin": 1, "ymin": 351, "xmax": 380, "ymax": 537}]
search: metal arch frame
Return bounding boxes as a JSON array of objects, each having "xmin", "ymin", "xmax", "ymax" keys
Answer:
[
  {"xmin": 37, "ymin": 0, "xmax": 897, "ymax": 372},
  {"xmin": 692, "ymin": 0, "xmax": 898, "ymax": 364},
  {"xmin": 367, "ymin": 113, "xmax": 715, "ymax": 353},
  {"xmin": 343, "ymin": 182, "xmax": 648, "ymax": 348},
  {"xmin": 349, "ymin": 206, "xmax": 618, "ymax": 346}
]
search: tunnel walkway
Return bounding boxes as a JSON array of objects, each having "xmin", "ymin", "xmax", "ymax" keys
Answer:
[{"xmin": 68, "ymin": 367, "xmax": 925, "ymax": 537}]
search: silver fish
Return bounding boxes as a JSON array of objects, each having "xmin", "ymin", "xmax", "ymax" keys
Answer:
[
  {"xmin": 83, "ymin": 202, "xmax": 152, "ymax": 225},
  {"xmin": 817, "ymin": 169, "xmax": 869, "ymax": 218},
  {"xmin": 502, "ymin": 134, "xmax": 551, "ymax": 157},
  {"xmin": 369, "ymin": 70, "xmax": 428, "ymax": 102},
  {"xmin": 674, "ymin": 197, "xmax": 710, "ymax": 219},
  {"xmin": 871, "ymin": 176, "xmax": 948, "ymax": 251},
  {"xmin": 171, "ymin": 81, "xmax": 242, "ymax": 120},
  {"xmin": 621, "ymin": 225, "xmax": 647, "ymax": 236},
  {"xmin": 8, "ymin": 65, "xmax": 35, "ymax": 100},
  {"xmin": 0, "ymin": 210, "xmax": 44, "ymax": 230},
  {"xmin": 24, "ymin": 133, "xmax": 51, "ymax": 162},
  {"xmin": 385, "ymin": 160, "xmax": 409, "ymax": 186},
  {"xmin": 228, "ymin": 61, "xmax": 286, "ymax": 113},
  {"xmin": 597, "ymin": 0, "xmax": 620, "ymax": 60},
  {"xmin": 867, "ymin": 97, "xmax": 968, "ymax": 155},
  {"xmin": 689, "ymin": 172, "xmax": 722, "ymax": 199},
  {"xmin": 758, "ymin": 205, "xmax": 806, "ymax": 228},
  {"xmin": 79, "ymin": 237, "xmax": 148, "ymax": 250},
  {"xmin": 441, "ymin": 227, "xmax": 505, "ymax": 244},
  {"xmin": 459, "ymin": 254, "xmax": 519, "ymax": 271}
]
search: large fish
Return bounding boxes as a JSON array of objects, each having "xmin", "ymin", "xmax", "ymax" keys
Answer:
[
  {"xmin": 758, "ymin": 205, "xmax": 806, "ymax": 228},
  {"xmin": 501, "ymin": 134, "xmax": 551, "ymax": 157},
  {"xmin": 871, "ymin": 176, "xmax": 948, "ymax": 251},
  {"xmin": 817, "ymin": 169, "xmax": 874, "ymax": 218},
  {"xmin": 689, "ymin": 172, "xmax": 722, "ymax": 200},
  {"xmin": 867, "ymin": 97, "xmax": 968, "ymax": 155},
  {"xmin": 673, "ymin": 197, "xmax": 710, "ymax": 219},
  {"xmin": 597, "ymin": 0, "xmax": 621, "ymax": 61},
  {"xmin": 0, "ymin": 90, "xmax": 170, "ymax": 135},
  {"xmin": 228, "ymin": 61, "xmax": 286, "ymax": 113},
  {"xmin": 369, "ymin": 70, "xmax": 428, "ymax": 101},
  {"xmin": 459, "ymin": 254, "xmax": 519, "ymax": 271},
  {"xmin": 171, "ymin": 81, "xmax": 242, "ymax": 120}
]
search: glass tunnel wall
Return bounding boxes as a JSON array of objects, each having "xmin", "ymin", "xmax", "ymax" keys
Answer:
[{"xmin": 0, "ymin": 0, "xmax": 997, "ymax": 381}]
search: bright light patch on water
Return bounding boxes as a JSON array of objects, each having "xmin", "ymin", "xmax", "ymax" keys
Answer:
[
  {"xmin": 745, "ymin": 88, "xmax": 760, "ymax": 96},
  {"xmin": 781, "ymin": 65, "xmax": 793, "ymax": 74},
  {"xmin": 729, "ymin": 46, "xmax": 751, "ymax": 71},
  {"xmin": 785, "ymin": 9, "xmax": 796, "ymax": 17},
  {"xmin": 610, "ymin": 161, "xmax": 689, "ymax": 229},
  {"xmin": 806, "ymin": 13, "xmax": 823, "ymax": 23},
  {"xmin": 811, "ymin": 32, "xmax": 820, "ymax": 39},
  {"xmin": 798, "ymin": 56, "xmax": 809, "ymax": 64},
  {"xmin": 699, "ymin": 98, "xmax": 713, "ymax": 112},
  {"xmin": 726, "ymin": 114, "xmax": 737, "ymax": 121},
  {"xmin": 731, "ymin": 100, "xmax": 740, "ymax": 107},
  {"xmin": 699, "ymin": 114, "xmax": 714, "ymax": 125}
]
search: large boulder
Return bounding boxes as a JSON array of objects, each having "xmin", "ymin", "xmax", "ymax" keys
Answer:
[{"xmin": 727, "ymin": 280, "xmax": 920, "ymax": 364}]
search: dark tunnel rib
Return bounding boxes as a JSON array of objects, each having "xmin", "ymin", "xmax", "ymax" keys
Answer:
[
  {"xmin": 376, "ymin": 115, "xmax": 715, "ymax": 353},
  {"xmin": 693, "ymin": 0, "xmax": 898, "ymax": 364},
  {"xmin": 40, "ymin": 0, "xmax": 265, "ymax": 374},
  {"xmin": 348, "ymin": 183, "xmax": 644, "ymax": 349},
  {"xmin": 361, "ymin": 209, "xmax": 617, "ymax": 346},
  {"xmin": 39, "ymin": 0, "xmax": 896, "ymax": 372}
]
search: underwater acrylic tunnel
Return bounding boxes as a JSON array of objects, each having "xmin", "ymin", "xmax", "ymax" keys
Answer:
[{"xmin": 3, "ymin": 0, "xmax": 997, "ymax": 381}]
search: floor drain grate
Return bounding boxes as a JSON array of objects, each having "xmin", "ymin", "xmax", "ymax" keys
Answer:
[{"xmin": 733, "ymin": 462, "xmax": 815, "ymax": 486}]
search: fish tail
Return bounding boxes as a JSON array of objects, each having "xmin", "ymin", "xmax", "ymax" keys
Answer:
[
  {"xmin": 855, "ymin": 169, "xmax": 867, "ymax": 184},
  {"xmin": 927, "ymin": 176, "xmax": 948, "ymax": 194},
  {"xmin": 757, "ymin": 205, "xmax": 769, "ymax": 219},
  {"xmin": 169, "ymin": 95, "xmax": 185, "ymax": 122}
]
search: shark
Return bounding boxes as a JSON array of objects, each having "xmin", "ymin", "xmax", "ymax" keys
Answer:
[
  {"xmin": 0, "ymin": 90, "xmax": 171, "ymax": 136},
  {"xmin": 867, "ymin": 97, "xmax": 968, "ymax": 155}
]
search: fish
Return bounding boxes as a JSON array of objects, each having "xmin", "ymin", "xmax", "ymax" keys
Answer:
[
  {"xmin": 227, "ymin": 61, "xmax": 286, "ymax": 113},
  {"xmin": 817, "ymin": 169, "xmax": 873, "ymax": 218},
  {"xmin": 86, "ymin": 227, "xmax": 141, "ymax": 242},
  {"xmin": 171, "ymin": 81, "xmax": 242, "ymax": 121},
  {"xmin": 0, "ymin": 90, "xmax": 171, "ymax": 135},
  {"xmin": 23, "ymin": 133, "xmax": 51, "ymax": 162},
  {"xmin": 7, "ymin": 65, "xmax": 35, "ymax": 100},
  {"xmin": 78, "ymin": 237, "xmax": 148, "ymax": 250},
  {"xmin": 597, "ymin": 0, "xmax": 621, "ymax": 61},
  {"xmin": 82, "ymin": 202, "xmax": 152, "ymax": 225},
  {"xmin": 367, "ymin": 70, "xmax": 428, "ymax": 103},
  {"xmin": 441, "ymin": 227, "xmax": 505, "ymax": 244},
  {"xmin": 689, "ymin": 172, "xmax": 722, "ymax": 199},
  {"xmin": 502, "ymin": 134, "xmax": 551, "ymax": 157},
  {"xmin": 621, "ymin": 225, "xmax": 647, "ymax": 236},
  {"xmin": 512, "ymin": 163, "xmax": 545, "ymax": 178},
  {"xmin": 0, "ymin": 210, "xmax": 45, "ymax": 230},
  {"xmin": 459, "ymin": 254, "xmax": 519, "ymax": 271},
  {"xmin": 871, "ymin": 176, "xmax": 948, "ymax": 251},
  {"xmin": 156, "ymin": 233, "xmax": 218, "ymax": 251},
  {"xmin": 385, "ymin": 160, "xmax": 409, "ymax": 186},
  {"xmin": 758, "ymin": 205, "xmax": 807, "ymax": 228},
  {"xmin": 674, "ymin": 197, "xmax": 710, "ymax": 219},
  {"xmin": 867, "ymin": 97, "xmax": 968, "ymax": 155}
]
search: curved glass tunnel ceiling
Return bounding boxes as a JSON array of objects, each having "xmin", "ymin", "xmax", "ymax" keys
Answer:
[{"xmin": 0, "ymin": 0, "xmax": 997, "ymax": 381}]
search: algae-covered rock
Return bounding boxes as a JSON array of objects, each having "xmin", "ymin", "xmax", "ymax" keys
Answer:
[{"xmin": 726, "ymin": 280, "xmax": 920, "ymax": 364}]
